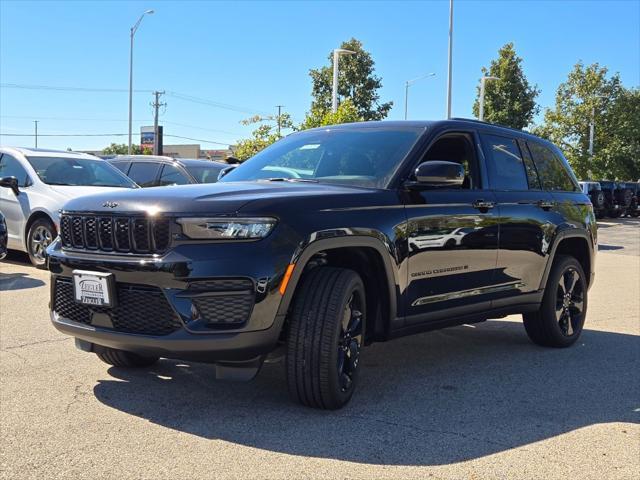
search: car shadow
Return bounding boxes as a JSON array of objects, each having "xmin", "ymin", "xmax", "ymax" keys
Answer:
[
  {"xmin": 93, "ymin": 320, "xmax": 639, "ymax": 466},
  {"xmin": 0, "ymin": 272, "xmax": 45, "ymax": 291},
  {"xmin": 598, "ymin": 244, "xmax": 624, "ymax": 251}
]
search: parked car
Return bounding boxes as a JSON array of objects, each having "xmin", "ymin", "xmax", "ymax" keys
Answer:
[
  {"xmin": 48, "ymin": 119, "xmax": 596, "ymax": 409},
  {"xmin": 107, "ymin": 155, "xmax": 227, "ymax": 187},
  {"xmin": 0, "ymin": 147, "xmax": 138, "ymax": 267},
  {"xmin": 618, "ymin": 182, "xmax": 639, "ymax": 217},
  {"xmin": 579, "ymin": 181, "xmax": 606, "ymax": 218},
  {"xmin": 0, "ymin": 211, "xmax": 7, "ymax": 260},
  {"xmin": 597, "ymin": 181, "xmax": 621, "ymax": 218}
]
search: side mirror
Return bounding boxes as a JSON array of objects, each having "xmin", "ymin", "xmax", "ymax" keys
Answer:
[
  {"xmin": 411, "ymin": 161, "xmax": 464, "ymax": 187},
  {"xmin": 0, "ymin": 176, "xmax": 20, "ymax": 195},
  {"xmin": 218, "ymin": 165, "xmax": 237, "ymax": 180}
]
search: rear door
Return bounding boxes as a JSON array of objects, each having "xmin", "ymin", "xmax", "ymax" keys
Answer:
[
  {"xmin": 481, "ymin": 133, "xmax": 556, "ymax": 305},
  {"xmin": 158, "ymin": 164, "xmax": 192, "ymax": 186}
]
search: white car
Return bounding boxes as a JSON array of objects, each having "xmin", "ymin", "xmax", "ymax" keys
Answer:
[
  {"xmin": 408, "ymin": 227, "xmax": 475, "ymax": 251},
  {"xmin": 0, "ymin": 147, "xmax": 138, "ymax": 267}
]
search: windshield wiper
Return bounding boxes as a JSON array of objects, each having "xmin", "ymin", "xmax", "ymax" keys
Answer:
[{"xmin": 261, "ymin": 177, "xmax": 319, "ymax": 183}]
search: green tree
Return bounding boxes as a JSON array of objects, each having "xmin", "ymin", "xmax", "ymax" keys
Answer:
[
  {"xmin": 102, "ymin": 143, "xmax": 150, "ymax": 155},
  {"xmin": 299, "ymin": 98, "xmax": 362, "ymax": 130},
  {"xmin": 233, "ymin": 113, "xmax": 293, "ymax": 161},
  {"xmin": 309, "ymin": 38, "xmax": 392, "ymax": 121},
  {"xmin": 472, "ymin": 43, "xmax": 540, "ymax": 129},
  {"xmin": 536, "ymin": 62, "xmax": 638, "ymax": 179}
]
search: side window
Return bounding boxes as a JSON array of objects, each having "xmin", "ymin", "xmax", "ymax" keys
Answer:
[
  {"xmin": 419, "ymin": 133, "xmax": 479, "ymax": 189},
  {"xmin": 0, "ymin": 154, "xmax": 31, "ymax": 187},
  {"xmin": 111, "ymin": 162, "xmax": 130, "ymax": 174},
  {"xmin": 127, "ymin": 162, "xmax": 160, "ymax": 187},
  {"xmin": 527, "ymin": 142, "xmax": 578, "ymax": 192},
  {"xmin": 480, "ymin": 134, "xmax": 528, "ymax": 190},
  {"xmin": 517, "ymin": 139, "xmax": 542, "ymax": 189},
  {"xmin": 158, "ymin": 164, "xmax": 191, "ymax": 186}
]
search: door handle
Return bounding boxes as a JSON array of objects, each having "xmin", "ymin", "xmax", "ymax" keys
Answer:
[
  {"xmin": 473, "ymin": 200, "xmax": 495, "ymax": 211},
  {"xmin": 537, "ymin": 200, "xmax": 554, "ymax": 211}
]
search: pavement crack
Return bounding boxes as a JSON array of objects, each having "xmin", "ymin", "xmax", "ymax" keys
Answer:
[{"xmin": 2, "ymin": 337, "xmax": 70, "ymax": 350}]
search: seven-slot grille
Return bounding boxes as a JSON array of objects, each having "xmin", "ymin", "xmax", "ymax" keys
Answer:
[{"xmin": 60, "ymin": 214, "xmax": 171, "ymax": 254}]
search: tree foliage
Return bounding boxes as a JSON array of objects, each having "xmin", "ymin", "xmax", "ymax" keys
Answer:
[
  {"xmin": 233, "ymin": 113, "xmax": 293, "ymax": 161},
  {"xmin": 309, "ymin": 38, "xmax": 392, "ymax": 121},
  {"xmin": 299, "ymin": 98, "xmax": 362, "ymax": 130},
  {"xmin": 472, "ymin": 43, "xmax": 540, "ymax": 129},
  {"xmin": 102, "ymin": 143, "xmax": 150, "ymax": 155},
  {"xmin": 536, "ymin": 62, "xmax": 638, "ymax": 180}
]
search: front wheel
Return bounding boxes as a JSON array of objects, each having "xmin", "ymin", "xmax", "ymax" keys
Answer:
[
  {"xmin": 27, "ymin": 217, "xmax": 55, "ymax": 269},
  {"xmin": 286, "ymin": 267, "xmax": 366, "ymax": 409},
  {"xmin": 523, "ymin": 255, "xmax": 587, "ymax": 348}
]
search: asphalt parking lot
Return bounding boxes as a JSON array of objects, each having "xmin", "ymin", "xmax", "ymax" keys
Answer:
[{"xmin": 1, "ymin": 218, "xmax": 638, "ymax": 480}]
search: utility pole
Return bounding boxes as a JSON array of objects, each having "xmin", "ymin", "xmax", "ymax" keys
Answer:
[
  {"xmin": 152, "ymin": 90, "xmax": 165, "ymax": 155},
  {"xmin": 275, "ymin": 105, "xmax": 284, "ymax": 138},
  {"xmin": 446, "ymin": 0, "xmax": 454, "ymax": 119},
  {"xmin": 34, "ymin": 120, "xmax": 38, "ymax": 148},
  {"xmin": 332, "ymin": 48, "xmax": 356, "ymax": 113},
  {"xmin": 588, "ymin": 105, "xmax": 595, "ymax": 157}
]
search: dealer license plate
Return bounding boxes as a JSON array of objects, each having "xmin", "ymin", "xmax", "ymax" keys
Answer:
[{"xmin": 73, "ymin": 270, "xmax": 115, "ymax": 308}]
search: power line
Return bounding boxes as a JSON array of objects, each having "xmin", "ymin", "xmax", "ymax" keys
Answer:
[
  {"xmin": 0, "ymin": 131, "xmax": 229, "ymax": 146},
  {"xmin": 165, "ymin": 91, "xmax": 272, "ymax": 116}
]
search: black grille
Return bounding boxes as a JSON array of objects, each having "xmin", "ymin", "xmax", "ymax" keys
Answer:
[
  {"xmin": 193, "ymin": 296, "xmax": 254, "ymax": 325},
  {"xmin": 60, "ymin": 214, "xmax": 171, "ymax": 255},
  {"xmin": 53, "ymin": 278, "xmax": 182, "ymax": 336},
  {"xmin": 189, "ymin": 278, "xmax": 254, "ymax": 325}
]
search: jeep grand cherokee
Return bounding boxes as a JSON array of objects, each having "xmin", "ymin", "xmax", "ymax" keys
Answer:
[{"xmin": 47, "ymin": 119, "xmax": 597, "ymax": 409}]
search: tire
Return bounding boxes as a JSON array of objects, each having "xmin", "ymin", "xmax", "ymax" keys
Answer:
[
  {"xmin": 27, "ymin": 217, "xmax": 56, "ymax": 269},
  {"xmin": 286, "ymin": 267, "xmax": 366, "ymax": 409},
  {"xmin": 589, "ymin": 190, "xmax": 605, "ymax": 210},
  {"xmin": 96, "ymin": 347, "xmax": 159, "ymax": 368},
  {"xmin": 523, "ymin": 255, "xmax": 587, "ymax": 348}
]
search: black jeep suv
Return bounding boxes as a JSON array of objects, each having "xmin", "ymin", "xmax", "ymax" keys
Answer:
[{"xmin": 47, "ymin": 119, "xmax": 597, "ymax": 409}]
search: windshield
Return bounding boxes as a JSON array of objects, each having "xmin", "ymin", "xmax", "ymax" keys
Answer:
[
  {"xmin": 27, "ymin": 156, "xmax": 137, "ymax": 188},
  {"xmin": 185, "ymin": 164, "xmax": 224, "ymax": 184},
  {"xmin": 220, "ymin": 127, "xmax": 423, "ymax": 188}
]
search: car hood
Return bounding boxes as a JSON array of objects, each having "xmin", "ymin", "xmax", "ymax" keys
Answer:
[
  {"xmin": 49, "ymin": 185, "xmax": 134, "ymax": 200},
  {"xmin": 60, "ymin": 181, "xmax": 375, "ymax": 215}
]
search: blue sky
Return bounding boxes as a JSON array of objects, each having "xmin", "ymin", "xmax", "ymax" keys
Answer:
[{"xmin": 1, "ymin": 0, "xmax": 638, "ymax": 151}]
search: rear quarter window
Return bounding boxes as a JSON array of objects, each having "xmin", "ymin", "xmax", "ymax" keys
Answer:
[{"xmin": 527, "ymin": 142, "xmax": 579, "ymax": 192}]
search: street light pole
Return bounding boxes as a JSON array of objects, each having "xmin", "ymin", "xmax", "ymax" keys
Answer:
[
  {"xmin": 479, "ymin": 75, "xmax": 499, "ymax": 122},
  {"xmin": 332, "ymin": 48, "xmax": 356, "ymax": 113},
  {"xmin": 404, "ymin": 73, "xmax": 436, "ymax": 120},
  {"xmin": 34, "ymin": 120, "xmax": 38, "ymax": 148},
  {"xmin": 128, "ymin": 9, "xmax": 154, "ymax": 155},
  {"xmin": 446, "ymin": 0, "xmax": 453, "ymax": 119}
]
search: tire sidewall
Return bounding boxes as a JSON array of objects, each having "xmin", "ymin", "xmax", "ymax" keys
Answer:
[
  {"xmin": 326, "ymin": 275, "xmax": 366, "ymax": 406},
  {"xmin": 541, "ymin": 257, "xmax": 588, "ymax": 347},
  {"xmin": 27, "ymin": 218, "xmax": 55, "ymax": 268}
]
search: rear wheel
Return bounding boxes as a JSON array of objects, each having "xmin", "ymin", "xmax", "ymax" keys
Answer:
[
  {"xmin": 286, "ymin": 267, "xmax": 365, "ymax": 409},
  {"xmin": 96, "ymin": 347, "xmax": 159, "ymax": 368},
  {"xmin": 523, "ymin": 255, "xmax": 587, "ymax": 348},
  {"xmin": 27, "ymin": 217, "xmax": 55, "ymax": 269}
]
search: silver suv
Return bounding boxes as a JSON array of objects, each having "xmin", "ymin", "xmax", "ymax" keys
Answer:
[{"xmin": 0, "ymin": 147, "xmax": 137, "ymax": 267}]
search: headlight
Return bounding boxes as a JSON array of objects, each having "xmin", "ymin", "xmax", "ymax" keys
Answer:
[{"xmin": 177, "ymin": 217, "xmax": 276, "ymax": 240}]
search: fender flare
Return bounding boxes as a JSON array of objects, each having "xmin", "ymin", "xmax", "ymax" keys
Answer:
[
  {"xmin": 276, "ymin": 235, "xmax": 399, "ymax": 322},
  {"xmin": 539, "ymin": 228, "xmax": 594, "ymax": 290}
]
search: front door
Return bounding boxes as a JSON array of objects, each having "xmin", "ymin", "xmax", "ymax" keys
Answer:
[{"xmin": 403, "ymin": 131, "xmax": 500, "ymax": 325}]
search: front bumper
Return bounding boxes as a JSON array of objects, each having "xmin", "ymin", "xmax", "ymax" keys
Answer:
[{"xmin": 47, "ymin": 238, "xmax": 295, "ymax": 363}]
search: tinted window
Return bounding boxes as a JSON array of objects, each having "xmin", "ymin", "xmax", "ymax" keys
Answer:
[
  {"xmin": 481, "ymin": 134, "xmax": 528, "ymax": 190},
  {"xmin": 221, "ymin": 127, "xmax": 422, "ymax": 188},
  {"xmin": 184, "ymin": 165, "xmax": 224, "ymax": 183},
  {"xmin": 127, "ymin": 162, "xmax": 160, "ymax": 187},
  {"xmin": 0, "ymin": 154, "xmax": 31, "ymax": 187},
  {"xmin": 158, "ymin": 164, "xmax": 191, "ymax": 186},
  {"xmin": 518, "ymin": 139, "xmax": 542, "ymax": 189},
  {"xmin": 527, "ymin": 142, "xmax": 578, "ymax": 192},
  {"xmin": 27, "ymin": 156, "xmax": 136, "ymax": 188},
  {"xmin": 111, "ymin": 161, "xmax": 130, "ymax": 174},
  {"xmin": 420, "ymin": 134, "xmax": 479, "ymax": 189}
]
